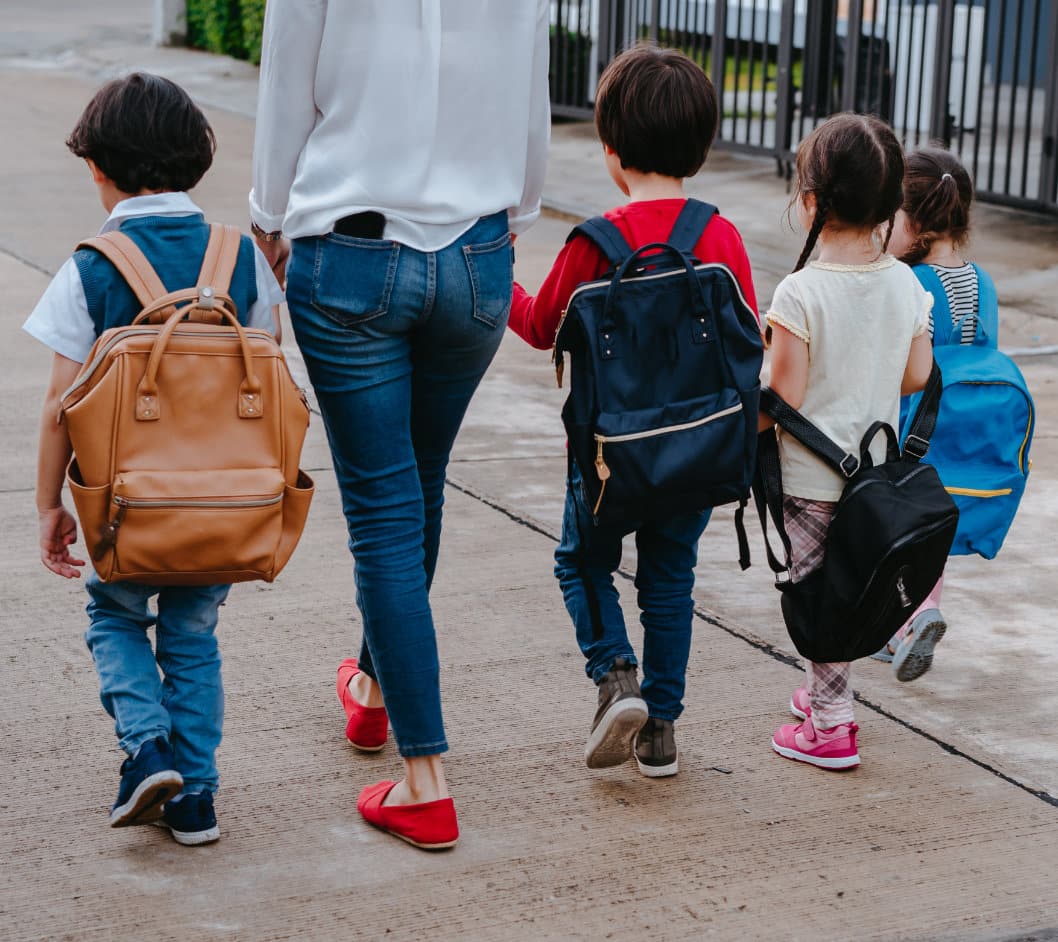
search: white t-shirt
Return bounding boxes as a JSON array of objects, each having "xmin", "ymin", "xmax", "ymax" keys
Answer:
[
  {"xmin": 249, "ymin": 0, "xmax": 551, "ymax": 250},
  {"xmin": 23, "ymin": 193, "xmax": 285, "ymax": 364},
  {"xmin": 765, "ymin": 256, "xmax": 932, "ymax": 501}
]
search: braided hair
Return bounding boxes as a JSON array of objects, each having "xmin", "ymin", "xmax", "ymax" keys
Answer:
[{"xmin": 790, "ymin": 113, "xmax": 905, "ymax": 273}]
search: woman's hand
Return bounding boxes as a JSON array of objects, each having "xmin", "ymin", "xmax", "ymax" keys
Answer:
[{"xmin": 256, "ymin": 235, "xmax": 292, "ymax": 289}]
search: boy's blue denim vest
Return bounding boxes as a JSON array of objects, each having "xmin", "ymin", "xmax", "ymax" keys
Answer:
[{"xmin": 74, "ymin": 214, "xmax": 258, "ymax": 335}]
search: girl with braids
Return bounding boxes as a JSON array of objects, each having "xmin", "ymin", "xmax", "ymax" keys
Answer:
[
  {"xmin": 760, "ymin": 113, "xmax": 934, "ymax": 769},
  {"xmin": 872, "ymin": 148, "xmax": 997, "ymax": 680}
]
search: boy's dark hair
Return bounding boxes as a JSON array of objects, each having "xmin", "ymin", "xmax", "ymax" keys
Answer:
[
  {"xmin": 594, "ymin": 44, "xmax": 718, "ymax": 179},
  {"xmin": 898, "ymin": 147, "xmax": 974, "ymax": 265},
  {"xmin": 792, "ymin": 113, "xmax": 905, "ymax": 272},
  {"xmin": 66, "ymin": 73, "xmax": 216, "ymax": 194}
]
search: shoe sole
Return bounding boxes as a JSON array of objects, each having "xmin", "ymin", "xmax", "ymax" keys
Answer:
[
  {"xmin": 381, "ymin": 828, "xmax": 458, "ymax": 851},
  {"xmin": 893, "ymin": 618, "xmax": 947, "ymax": 683},
  {"xmin": 585, "ymin": 697, "xmax": 649, "ymax": 769},
  {"xmin": 789, "ymin": 697, "xmax": 809, "ymax": 721},
  {"xmin": 771, "ymin": 739, "xmax": 860, "ymax": 770},
  {"xmin": 635, "ymin": 753, "xmax": 679, "ymax": 778},
  {"xmin": 346, "ymin": 735, "xmax": 386, "ymax": 753},
  {"xmin": 153, "ymin": 820, "xmax": 221, "ymax": 846},
  {"xmin": 110, "ymin": 771, "xmax": 184, "ymax": 827}
]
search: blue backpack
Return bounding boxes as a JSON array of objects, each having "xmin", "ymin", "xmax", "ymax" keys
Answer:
[
  {"xmin": 553, "ymin": 200, "xmax": 763, "ymax": 550},
  {"xmin": 900, "ymin": 263, "xmax": 1034, "ymax": 558}
]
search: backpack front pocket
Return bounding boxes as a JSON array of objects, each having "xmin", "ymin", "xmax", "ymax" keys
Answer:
[
  {"xmin": 944, "ymin": 470, "xmax": 1028, "ymax": 559},
  {"xmin": 104, "ymin": 468, "xmax": 287, "ymax": 581},
  {"xmin": 592, "ymin": 389, "xmax": 747, "ymax": 515}
]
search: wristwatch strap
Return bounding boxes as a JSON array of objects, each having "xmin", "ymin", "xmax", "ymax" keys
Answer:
[{"xmin": 250, "ymin": 220, "xmax": 283, "ymax": 242}]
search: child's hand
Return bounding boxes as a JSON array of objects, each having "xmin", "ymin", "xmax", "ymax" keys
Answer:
[{"xmin": 39, "ymin": 506, "xmax": 85, "ymax": 579}]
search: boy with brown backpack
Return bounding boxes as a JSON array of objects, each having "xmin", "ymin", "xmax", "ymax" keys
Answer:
[{"xmin": 24, "ymin": 74, "xmax": 303, "ymax": 845}]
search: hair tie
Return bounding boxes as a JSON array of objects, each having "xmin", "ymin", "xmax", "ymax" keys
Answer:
[{"xmin": 941, "ymin": 172, "xmax": 953, "ymax": 182}]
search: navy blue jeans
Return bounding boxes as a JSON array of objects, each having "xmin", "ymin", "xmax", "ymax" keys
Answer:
[
  {"xmin": 286, "ymin": 212, "xmax": 512, "ymax": 757},
  {"xmin": 554, "ymin": 462, "xmax": 710, "ymax": 722}
]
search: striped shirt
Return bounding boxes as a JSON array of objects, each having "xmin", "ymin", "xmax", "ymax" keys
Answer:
[{"xmin": 927, "ymin": 262, "xmax": 979, "ymax": 344}]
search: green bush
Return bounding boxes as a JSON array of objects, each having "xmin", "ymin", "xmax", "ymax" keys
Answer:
[
  {"xmin": 185, "ymin": 0, "xmax": 264, "ymax": 64},
  {"xmin": 240, "ymin": 0, "xmax": 265, "ymax": 66}
]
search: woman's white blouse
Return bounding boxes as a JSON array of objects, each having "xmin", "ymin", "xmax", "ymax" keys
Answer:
[{"xmin": 249, "ymin": 0, "xmax": 551, "ymax": 252}]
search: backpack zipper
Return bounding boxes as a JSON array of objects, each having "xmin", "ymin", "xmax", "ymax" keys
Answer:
[
  {"xmin": 945, "ymin": 486, "xmax": 1013, "ymax": 498},
  {"xmin": 60, "ymin": 326, "xmax": 274, "ymax": 409},
  {"xmin": 94, "ymin": 493, "xmax": 283, "ymax": 560},
  {"xmin": 591, "ymin": 402, "xmax": 743, "ymax": 514}
]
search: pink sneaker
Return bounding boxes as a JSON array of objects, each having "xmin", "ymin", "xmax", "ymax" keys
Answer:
[
  {"xmin": 772, "ymin": 716, "xmax": 860, "ymax": 770},
  {"xmin": 789, "ymin": 687, "xmax": 811, "ymax": 720}
]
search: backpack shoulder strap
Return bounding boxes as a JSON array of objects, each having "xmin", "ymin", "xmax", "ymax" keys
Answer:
[
  {"xmin": 971, "ymin": 263, "xmax": 1000, "ymax": 346},
  {"xmin": 197, "ymin": 224, "xmax": 242, "ymax": 295},
  {"xmin": 567, "ymin": 215, "xmax": 633, "ymax": 268},
  {"xmin": 912, "ymin": 263, "xmax": 954, "ymax": 346},
  {"xmin": 76, "ymin": 231, "xmax": 168, "ymax": 309},
  {"xmin": 667, "ymin": 199, "xmax": 717, "ymax": 256},
  {"xmin": 902, "ymin": 361, "xmax": 944, "ymax": 460},
  {"xmin": 759, "ymin": 388, "xmax": 862, "ymax": 478}
]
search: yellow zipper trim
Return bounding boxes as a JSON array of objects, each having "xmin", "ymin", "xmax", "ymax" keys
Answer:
[
  {"xmin": 945, "ymin": 486, "xmax": 1013, "ymax": 498},
  {"xmin": 956, "ymin": 381, "xmax": 1033, "ymax": 473}
]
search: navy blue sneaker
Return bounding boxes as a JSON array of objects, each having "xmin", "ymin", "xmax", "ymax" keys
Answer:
[
  {"xmin": 110, "ymin": 737, "xmax": 183, "ymax": 827},
  {"xmin": 155, "ymin": 792, "xmax": 220, "ymax": 846}
]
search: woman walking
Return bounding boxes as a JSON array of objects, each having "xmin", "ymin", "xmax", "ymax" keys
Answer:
[{"xmin": 250, "ymin": 0, "xmax": 550, "ymax": 849}]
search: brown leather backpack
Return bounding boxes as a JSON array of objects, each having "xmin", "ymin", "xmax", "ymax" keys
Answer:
[{"xmin": 60, "ymin": 224, "xmax": 314, "ymax": 585}]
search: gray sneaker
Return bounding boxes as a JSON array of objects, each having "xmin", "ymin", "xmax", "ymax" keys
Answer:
[
  {"xmin": 584, "ymin": 657, "xmax": 649, "ymax": 769},
  {"xmin": 635, "ymin": 717, "xmax": 679, "ymax": 778}
]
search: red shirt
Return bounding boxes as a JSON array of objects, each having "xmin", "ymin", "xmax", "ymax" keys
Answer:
[{"xmin": 509, "ymin": 199, "xmax": 759, "ymax": 350}]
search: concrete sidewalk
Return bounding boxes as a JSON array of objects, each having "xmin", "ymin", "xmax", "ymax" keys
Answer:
[{"xmin": 2, "ymin": 6, "xmax": 1057, "ymax": 940}]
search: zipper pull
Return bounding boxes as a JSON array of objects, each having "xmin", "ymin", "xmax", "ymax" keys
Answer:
[
  {"xmin": 555, "ymin": 353, "xmax": 564, "ymax": 389},
  {"xmin": 93, "ymin": 497, "xmax": 128, "ymax": 561},
  {"xmin": 592, "ymin": 440, "xmax": 610, "ymax": 515},
  {"xmin": 594, "ymin": 439, "xmax": 610, "ymax": 482}
]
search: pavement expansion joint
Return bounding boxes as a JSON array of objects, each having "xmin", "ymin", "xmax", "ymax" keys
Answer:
[{"xmin": 445, "ymin": 473, "xmax": 1058, "ymax": 812}]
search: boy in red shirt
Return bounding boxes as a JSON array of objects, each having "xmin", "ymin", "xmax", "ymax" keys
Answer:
[{"xmin": 509, "ymin": 45, "xmax": 758, "ymax": 778}]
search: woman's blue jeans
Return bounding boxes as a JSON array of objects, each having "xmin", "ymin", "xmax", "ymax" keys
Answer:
[
  {"xmin": 85, "ymin": 573, "xmax": 229, "ymax": 793},
  {"xmin": 286, "ymin": 211, "xmax": 512, "ymax": 757},
  {"xmin": 554, "ymin": 462, "xmax": 710, "ymax": 723}
]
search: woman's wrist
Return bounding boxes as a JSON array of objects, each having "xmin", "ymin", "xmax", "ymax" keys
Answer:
[{"xmin": 251, "ymin": 220, "xmax": 284, "ymax": 242}]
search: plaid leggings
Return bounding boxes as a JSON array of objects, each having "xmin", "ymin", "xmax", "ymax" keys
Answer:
[{"xmin": 782, "ymin": 496, "xmax": 855, "ymax": 729}]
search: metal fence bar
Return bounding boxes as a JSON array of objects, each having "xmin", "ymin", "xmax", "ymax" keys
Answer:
[
  {"xmin": 841, "ymin": 0, "xmax": 864, "ymax": 112},
  {"xmin": 1041, "ymin": 0, "xmax": 1058, "ymax": 204},
  {"xmin": 1004, "ymin": 0, "xmax": 1027, "ymax": 195},
  {"xmin": 956, "ymin": 0, "xmax": 973, "ymax": 153},
  {"xmin": 930, "ymin": 0, "xmax": 956, "ymax": 144},
  {"xmin": 1021, "ymin": 0, "xmax": 1044, "ymax": 197},
  {"xmin": 773, "ymin": 0, "xmax": 796, "ymax": 160},
  {"xmin": 548, "ymin": 0, "xmax": 1058, "ymax": 213}
]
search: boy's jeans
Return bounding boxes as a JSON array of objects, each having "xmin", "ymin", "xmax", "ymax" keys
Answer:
[
  {"xmin": 85, "ymin": 573, "xmax": 229, "ymax": 793},
  {"xmin": 554, "ymin": 462, "xmax": 709, "ymax": 723},
  {"xmin": 285, "ymin": 211, "xmax": 512, "ymax": 758}
]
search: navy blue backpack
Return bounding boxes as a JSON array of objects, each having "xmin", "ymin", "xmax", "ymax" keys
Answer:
[
  {"xmin": 900, "ymin": 263, "xmax": 1034, "ymax": 558},
  {"xmin": 553, "ymin": 200, "xmax": 763, "ymax": 553}
]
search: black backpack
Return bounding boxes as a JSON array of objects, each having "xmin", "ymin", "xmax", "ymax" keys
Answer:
[
  {"xmin": 553, "ymin": 200, "xmax": 764, "ymax": 540},
  {"xmin": 753, "ymin": 364, "xmax": 959, "ymax": 662}
]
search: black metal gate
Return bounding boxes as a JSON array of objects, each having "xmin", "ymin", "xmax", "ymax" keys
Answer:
[{"xmin": 549, "ymin": 0, "xmax": 1058, "ymax": 213}]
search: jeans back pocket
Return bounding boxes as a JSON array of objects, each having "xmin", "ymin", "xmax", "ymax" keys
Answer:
[
  {"xmin": 311, "ymin": 234, "xmax": 400, "ymax": 327},
  {"xmin": 462, "ymin": 233, "xmax": 513, "ymax": 328}
]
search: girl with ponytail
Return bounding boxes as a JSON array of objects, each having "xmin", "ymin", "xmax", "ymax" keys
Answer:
[
  {"xmin": 872, "ymin": 148, "xmax": 996, "ymax": 681},
  {"xmin": 759, "ymin": 113, "xmax": 935, "ymax": 770}
]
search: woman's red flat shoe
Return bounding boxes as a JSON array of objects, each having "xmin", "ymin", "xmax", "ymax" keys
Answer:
[
  {"xmin": 336, "ymin": 658, "xmax": 388, "ymax": 751},
  {"xmin": 357, "ymin": 780, "xmax": 459, "ymax": 850}
]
